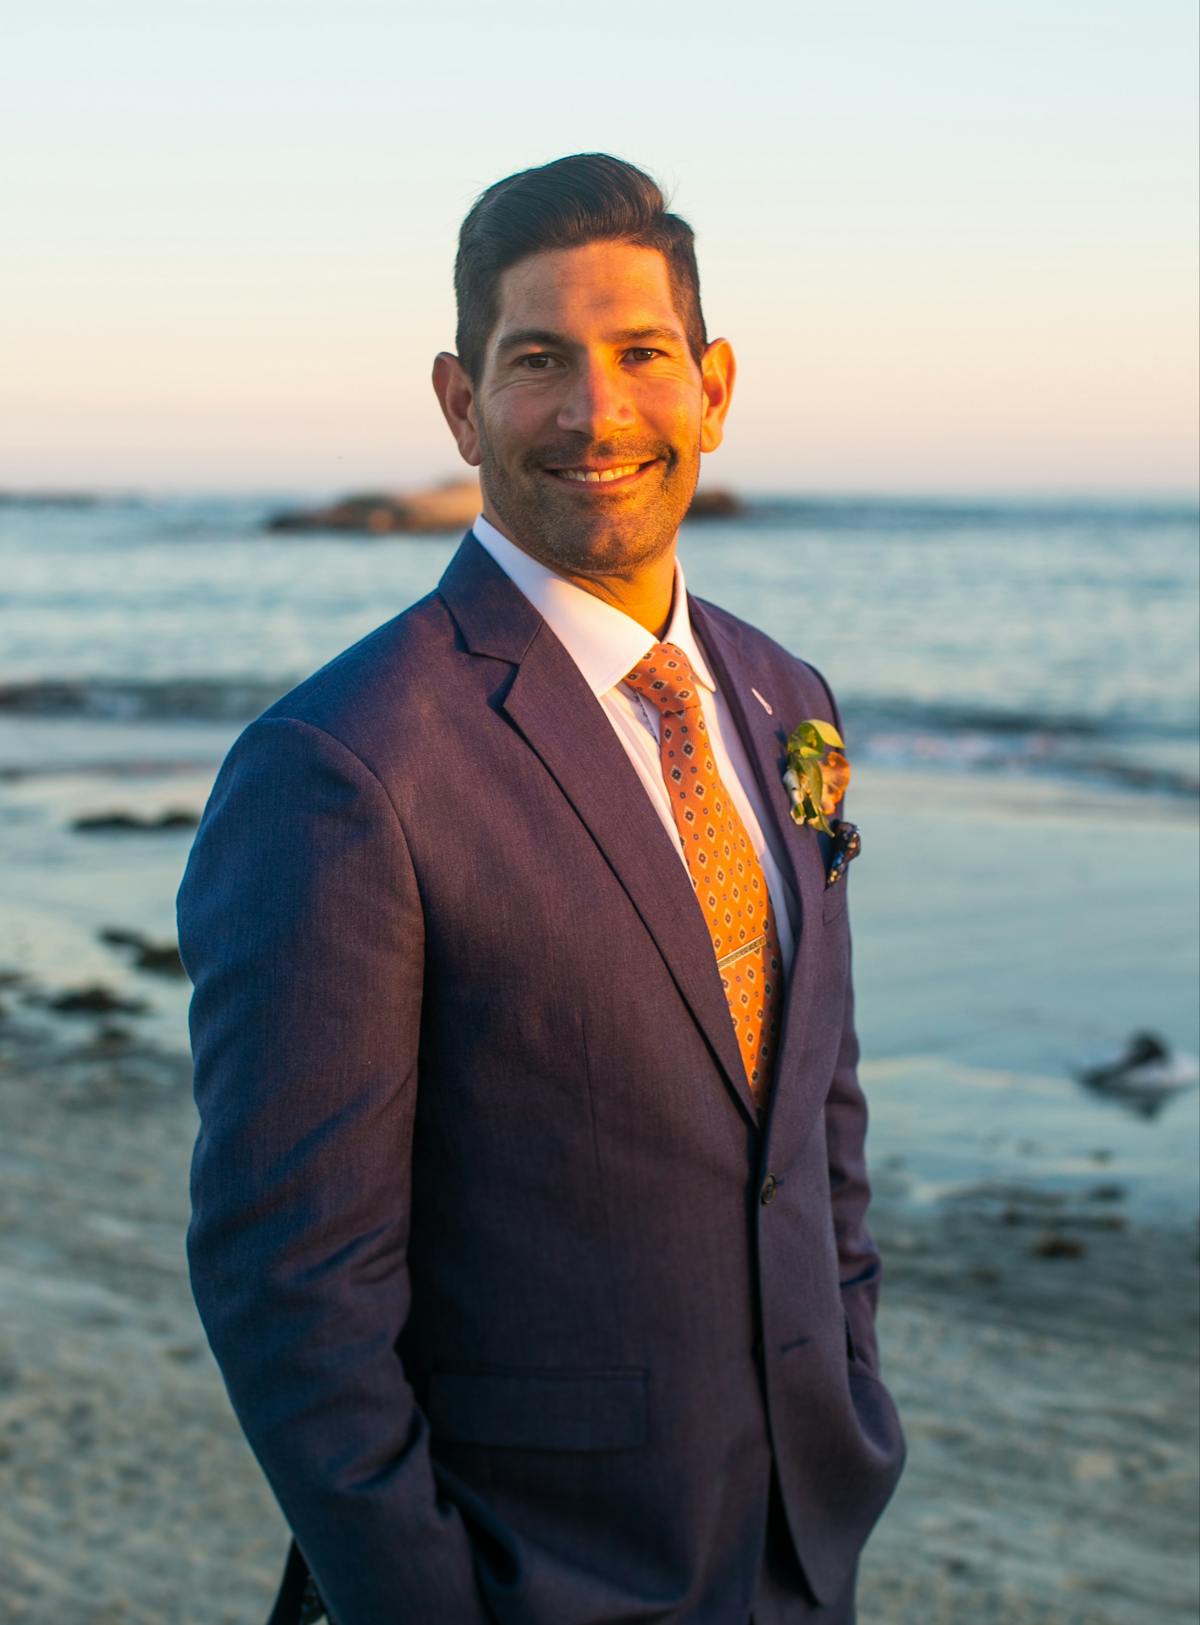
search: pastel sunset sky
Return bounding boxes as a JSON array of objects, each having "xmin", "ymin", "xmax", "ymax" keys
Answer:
[{"xmin": 4, "ymin": 0, "xmax": 1197, "ymax": 495}]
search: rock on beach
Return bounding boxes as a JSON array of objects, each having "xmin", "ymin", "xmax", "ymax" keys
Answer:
[
  {"xmin": 265, "ymin": 478, "xmax": 745, "ymax": 534},
  {"xmin": 71, "ymin": 809, "xmax": 199, "ymax": 834}
]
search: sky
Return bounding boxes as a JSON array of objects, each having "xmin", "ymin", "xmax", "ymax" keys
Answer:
[{"xmin": 3, "ymin": 0, "xmax": 1197, "ymax": 496}]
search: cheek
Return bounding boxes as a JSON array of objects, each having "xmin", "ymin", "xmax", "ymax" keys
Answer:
[
  {"xmin": 483, "ymin": 395, "xmax": 556, "ymax": 459},
  {"xmin": 639, "ymin": 382, "xmax": 702, "ymax": 442},
  {"xmin": 664, "ymin": 408, "xmax": 704, "ymax": 457}
]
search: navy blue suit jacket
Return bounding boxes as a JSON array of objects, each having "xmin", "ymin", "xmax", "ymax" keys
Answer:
[{"xmin": 179, "ymin": 533, "xmax": 905, "ymax": 1624}]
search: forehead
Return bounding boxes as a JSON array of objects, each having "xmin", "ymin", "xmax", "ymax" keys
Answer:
[{"xmin": 494, "ymin": 241, "xmax": 680, "ymax": 335}]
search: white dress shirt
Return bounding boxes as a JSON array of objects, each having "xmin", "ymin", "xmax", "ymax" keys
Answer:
[{"xmin": 471, "ymin": 514, "xmax": 798, "ymax": 975}]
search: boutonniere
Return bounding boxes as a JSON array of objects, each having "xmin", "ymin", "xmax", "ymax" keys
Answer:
[{"xmin": 782, "ymin": 720, "xmax": 851, "ymax": 835}]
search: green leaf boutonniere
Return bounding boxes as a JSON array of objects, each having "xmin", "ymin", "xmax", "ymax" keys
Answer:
[{"xmin": 783, "ymin": 720, "xmax": 851, "ymax": 835}]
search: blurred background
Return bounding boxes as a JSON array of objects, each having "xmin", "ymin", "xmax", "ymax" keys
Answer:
[{"xmin": 1, "ymin": 2, "xmax": 1197, "ymax": 1622}]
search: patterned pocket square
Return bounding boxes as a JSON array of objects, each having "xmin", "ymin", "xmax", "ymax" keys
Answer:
[{"xmin": 825, "ymin": 821, "xmax": 861, "ymax": 888}]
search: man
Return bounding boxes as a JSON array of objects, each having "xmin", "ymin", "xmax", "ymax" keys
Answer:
[{"xmin": 180, "ymin": 153, "xmax": 905, "ymax": 1625}]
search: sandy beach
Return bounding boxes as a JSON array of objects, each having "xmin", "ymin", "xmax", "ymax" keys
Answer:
[
  {"xmin": 0, "ymin": 765, "xmax": 1196, "ymax": 1622},
  {"xmin": 1, "ymin": 1000, "xmax": 1196, "ymax": 1625}
]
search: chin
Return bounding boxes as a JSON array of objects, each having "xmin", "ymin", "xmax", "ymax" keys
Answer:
[
  {"xmin": 485, "ymin": 464, "xmax": 692, "ymax": 571},
  {"xmin": 552, "ymin": 516, "xmax": 680, "ymax": 577}
]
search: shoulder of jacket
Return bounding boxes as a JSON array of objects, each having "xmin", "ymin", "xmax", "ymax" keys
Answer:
[{"xmin": 254, "ymin": 589, "xmax": 454, "ymax": 735}]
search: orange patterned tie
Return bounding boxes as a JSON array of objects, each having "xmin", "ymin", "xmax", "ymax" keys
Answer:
[{"xmin": 624, "ymin": 642, "xmax": 783, "ymax": 1112}]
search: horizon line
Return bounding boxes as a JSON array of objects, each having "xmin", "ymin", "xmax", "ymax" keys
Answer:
[{"xmin": 3, "ymin": 482, "xmax": 1198, "ymax": 508}]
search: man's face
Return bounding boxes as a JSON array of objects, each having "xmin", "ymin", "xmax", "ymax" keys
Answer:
[{"xmin": 437, "ymin": 241, "xmax": 734, "ymax": 582}]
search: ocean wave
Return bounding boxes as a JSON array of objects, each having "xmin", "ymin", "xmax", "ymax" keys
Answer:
[
  {"xmin": 846, "ymin": 697, "xmax": 1114, "ymax": 739},
  {"xmin": 855, "ymin": 733, "xmax": 1198, "ymax": 798},
  {"xmin": 731, "ymin": 497, "xmax": 1200, "ymax": 532},
  {"xmin": 1, "ymin": 676, "xmax": 1194, "ymax": 799},
  {"xmin": 6, "ymin": 677, "xmax": 1190, "ymax": 733},
  {"xmin": 0, "ymin": 677, "xmax": 288, "ymax": 722},
  {"xmin": 848, "ymin": 700, "xmax": 1198, "ymax": 797}
]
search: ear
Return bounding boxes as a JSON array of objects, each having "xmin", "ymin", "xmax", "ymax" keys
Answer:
[
  {"xmin": 698, "ymin": 337, "xmax": 736, "ymax": 454},
  {"xmin": 432, "ymin": 352, "xmax": 482, "ymax": 467}
]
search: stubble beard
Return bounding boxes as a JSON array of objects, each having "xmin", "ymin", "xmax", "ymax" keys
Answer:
[{"xmin": 477, "ymin": 428, "xmax": 700, "ymax": 584}]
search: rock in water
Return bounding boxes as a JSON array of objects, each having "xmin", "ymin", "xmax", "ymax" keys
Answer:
[
  {"xmin": 1032, "ymin": 1232, "xmax": 1087, "ymax": 1259},
  {"xmin": 1073, "ymin": 1030, "xmax": 1199, "ymax": 1117},
  {"xmin": 100, "ymin": 928, "xmax": 187, "ymax": 979},
  {"xmin": 685, "ymin": 488, "xmax": 745, "ymax": 519},
  {"xmin": 72, "ymin": 809, "xmax": 199, "ymax": 833},
  {"xmin": 50, "ymin": 984, "xmax": 148, "ymax": 1016},
  {"xmin": 266, "ymin": 479, "xmax": 481, "ymax": 535},
  {"xmin": 266, "ymin": 480, "xmax": 747, "ymax": 534}
]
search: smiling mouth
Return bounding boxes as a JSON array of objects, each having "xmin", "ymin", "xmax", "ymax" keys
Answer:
[{"xmin": 545, "ymin": 459, "xmax": 658, "ymax": 487}]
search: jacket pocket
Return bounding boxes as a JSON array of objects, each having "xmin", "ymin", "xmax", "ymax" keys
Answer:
[
  {"xmin": 428, "ymin": 1366, "xmax": 648, "ymax": 1452},
  {"xmin": 822, "ymin": 879, "xmax": 849, "ymax": 924}
]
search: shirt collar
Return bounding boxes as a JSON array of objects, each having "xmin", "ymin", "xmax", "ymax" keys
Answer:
[{"xmin": 471, "ymin": 513, "xmax": 717, "ymax": 699}]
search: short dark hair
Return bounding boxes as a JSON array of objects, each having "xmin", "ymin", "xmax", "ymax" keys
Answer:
[{"xmin": 454, "ymin": 153, "xmax": 707, "ymax": 381}]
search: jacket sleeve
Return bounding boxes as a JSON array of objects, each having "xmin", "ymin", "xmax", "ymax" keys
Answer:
[
  {"xmin": 824, "ymin": 961, "xmax": 884, "ymax": 1374},
  {"xmin": 178, "ymin": 715, "xmax": 493, "ymax": 1625},
  {"xmin": 810, "ymin": 672, "xmax": 884, "ymax": 1376}
]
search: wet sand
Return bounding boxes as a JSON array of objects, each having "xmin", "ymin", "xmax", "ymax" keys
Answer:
[{"xmin": 0, "ymin": 1004, "xmax": 1196, "ymax": 1625}]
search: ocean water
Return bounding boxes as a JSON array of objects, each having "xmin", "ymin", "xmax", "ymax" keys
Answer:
[
  {"xmin": 2, "ymin": 494, "xmax": 1197, "ymax": 793},
  {"xmin": 2, "ymin": 494, "xmax": 1197, "ymax": 1218}
]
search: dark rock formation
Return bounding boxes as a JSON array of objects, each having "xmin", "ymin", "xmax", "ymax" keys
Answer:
[
  {"xmin": 99, "ymin": 928, "xmax": 187, "ymax": 979},
  {"xmin": 267, "ymin": 479, "xmax": 481, "ymax": 535},
  {"xmin": 71, "ymin": 810, "xmax": 198, "ymax": 834},
  {"xmin": 49, "ymin": 984, "xmax": 149, "ymax": 1016},
  {"xmin": 266, "ymin": 479, "xmax": 746, "ymax": 535},
  {"xmin": 0, "ymin": 491, "xmax": 106, "ymax": 507},
  {"xmin": 685, "ymin": 488, "xmax": 745, "ymax": 519}
]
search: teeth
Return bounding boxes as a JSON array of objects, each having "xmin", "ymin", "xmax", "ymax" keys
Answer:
[{"xmin": 556, "ymin": 464, "xmax": 643, "ymax": 483}]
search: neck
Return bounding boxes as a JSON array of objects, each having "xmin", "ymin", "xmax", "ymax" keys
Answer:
[
  {"xmin": 481, "ymin": 506, "xmax": 678, "ymax": 636},
  {"xmin": 553, "ymin": 553, "xmax": 677, "ymax": 637}
]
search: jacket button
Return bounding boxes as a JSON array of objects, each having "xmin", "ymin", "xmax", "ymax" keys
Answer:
[{"xmin": 760, "ymin": 1173, "xmax": 778, "ymax": 1205}]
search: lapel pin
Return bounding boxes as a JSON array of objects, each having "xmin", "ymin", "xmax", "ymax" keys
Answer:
[{"xmin": 751, "ymin": 688, "xmax": 774, "ymax": 715}]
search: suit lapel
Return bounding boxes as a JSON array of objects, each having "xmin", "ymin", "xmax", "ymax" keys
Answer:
[{"xmin": 439, "ymin": 536, "xmax": 758, "ymax": 1128}]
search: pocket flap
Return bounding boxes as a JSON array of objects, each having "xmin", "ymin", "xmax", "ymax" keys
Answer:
[
  {"xmin": 822, "ymin": 879, "xmax": 849, "ymax": 923},
  {"xmin": 428, "ymin": 1367, "xmax": 647, "ymax": 1452}
]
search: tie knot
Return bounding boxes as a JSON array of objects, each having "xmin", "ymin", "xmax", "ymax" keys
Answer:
[{"xmin": 623, "ymin": 642, "xmax": 703, "ymax": 715}]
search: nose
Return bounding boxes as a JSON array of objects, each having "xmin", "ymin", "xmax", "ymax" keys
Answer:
[{"xmin": 556, "ymin": 356, "xmax": 635, "ymax": 439}]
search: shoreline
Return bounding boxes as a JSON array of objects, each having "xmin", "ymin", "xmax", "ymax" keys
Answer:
[{"xmin": 0, "ymin": 1011, "xmax": 1196, "ymax": 1623}]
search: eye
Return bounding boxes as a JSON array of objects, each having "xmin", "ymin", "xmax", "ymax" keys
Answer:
[
  {"xmin": 517, "ymin": 353, "xmax": 559, "ymax": 370},
  {"xmin": 625, "ymin": 347, "xmax": 662, "ymax": 363}
]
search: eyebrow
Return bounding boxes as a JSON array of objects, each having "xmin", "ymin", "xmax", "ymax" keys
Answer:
[{"xmin": 494, "ymin": 325, "xmax": 686, "ymax": 355}]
